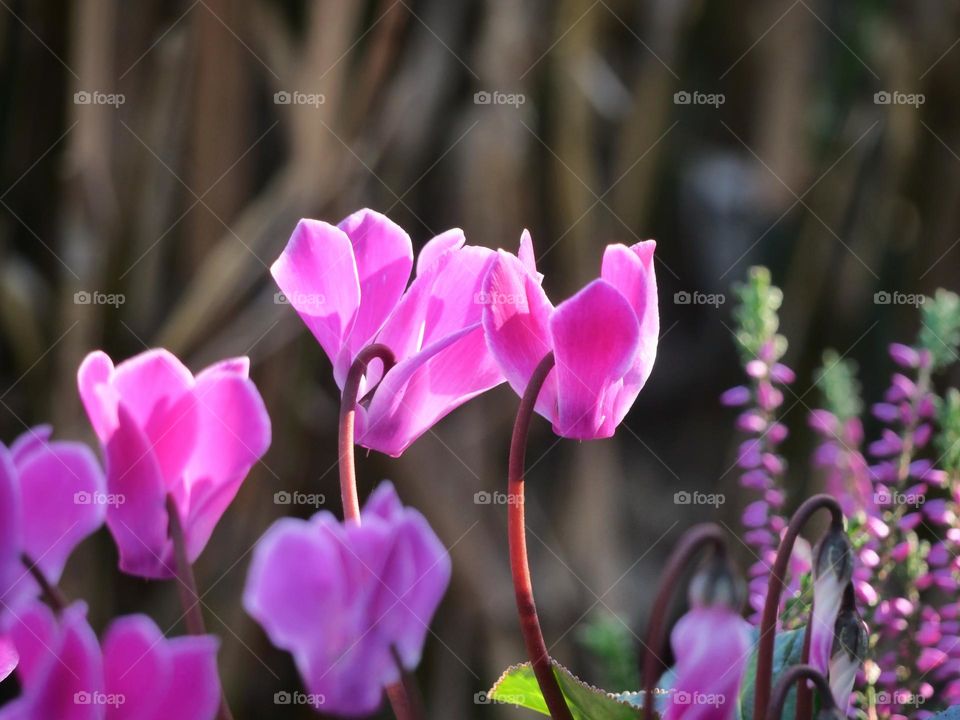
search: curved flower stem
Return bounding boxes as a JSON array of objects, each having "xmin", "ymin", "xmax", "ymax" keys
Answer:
[
  {"xmin": 754, "ymin": 494, "xmax": 843, "ymax": 720},
  {"xmin": 508, "ymin": 352, "xmax": 573, "ymax": 720},
  {"xmin": 20, "ymin": 554, "xmax": 67, "ymax": 612},
  {"xmin": 796, "ymin": 617, "xmax": 814, "ymax": 720},
  {"xmin": 166, "ymin": 495, "xmax": 234, "ymax": 720},
  {"xmin": 338, "ymin": 343, "xmax": 397, "ymax": 524},
  {"xmin": 641, "ymin": 523, "xmax": 726, "ymax": 720},
  {"xmin": 766, "ymin": 665, "xmax": 836, "ymax": 720}
]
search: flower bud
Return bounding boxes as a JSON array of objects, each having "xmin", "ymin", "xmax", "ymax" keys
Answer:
[
  {"xmin": 809, "ymin": 526, "xmax": 854, "ymax": 674},
  {"xmin": 828, "ymin": 589, "xmax": 868, "ymax": 713}
]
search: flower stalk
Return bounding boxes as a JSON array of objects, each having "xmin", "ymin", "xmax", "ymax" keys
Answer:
[
  {"xmin": 20, "ymin": 553, "xmax": 67, "ymax": 612},
  {"xmin": 766, "ymin": 665, "xmax": 838, "ymax": 720},
  {"xmin": 507, "ymin": 351, "xmax": 573, "ymax": 720},
  {"xmin": 641, "ymin": 523, "xmax": 727, "ymax": 720},
  {"xmin": 754, "ymin": 494, "xmax": 843, "ymax": 720}
]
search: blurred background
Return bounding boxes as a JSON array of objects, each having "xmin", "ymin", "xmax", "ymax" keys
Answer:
[{"xmin": 1, "ymin": 0, "xmax": 959, "ymax": 717}]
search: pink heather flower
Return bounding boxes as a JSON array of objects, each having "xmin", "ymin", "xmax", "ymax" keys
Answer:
[
  {"xmin": 243, "ymin": 481, "xmax": 450, "ymax": 716},
  {"xmin": 78, "ymin": 350, "xmax": 271, "ymax": 579},
  {"xmin": 664, "ymin": 606, "xmax": 752, "ymax": 720},
  {"xmin": 272, "ymin": 210, "xmax": 504, "ymax": 456},
  {"xmin": 0, "ymin": 601, "xmax": 221, "ymax": 720},
  {"xmin": 0, "ymin": 427, "xmax": 104, "ymax": 612},
  {"xmin": 480, "ymin": 232, "xmax": 658, "ymax": 439}
]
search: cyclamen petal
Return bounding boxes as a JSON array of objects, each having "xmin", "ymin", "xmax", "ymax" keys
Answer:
[
  {"xmin": 274, "ymin": 211, "xmax": 505, "ymax": 456},
  {"xmin": 481, "ymin": 234, "xmax": 658, "ymax": 439},
  {"xmin": 244, "ymin": 481, "xmax": 451, "ymax": 716},
  {"xmin": 78, "ymin": 349, "xmax": 271, "ymax": 579}
]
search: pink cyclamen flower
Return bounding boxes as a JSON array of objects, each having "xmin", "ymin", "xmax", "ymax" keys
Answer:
[
  {"xmin": 665, "ymin": 605, "xmax": 752, "ymax": 720},
  {"xmin": 244, "ymin": 481, "xmax": 450, "ymax": 717},
  {"xmin": 272, "ymin": 209, "xmax": 504, "ymax": 456},
  {"xmin": 481, "ymin": 232, "xmax": 658, "ymax": 439},
  {"xmin": 0, "ymin": 427, "xmax": 104, "ymax": 623},
  {"xmin": 78, "ymin": 349, "xmax": 271, "ymax": 578},
  {"xmin": 0, "ymin": 600, "xmax": 220, "ymax": 720}
]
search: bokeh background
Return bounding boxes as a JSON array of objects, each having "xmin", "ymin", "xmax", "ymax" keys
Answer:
[{"xmin": 1, "ymin": 0, "xmax": 959, "ymax": 717}]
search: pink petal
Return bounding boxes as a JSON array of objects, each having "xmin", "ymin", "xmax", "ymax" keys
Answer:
[
  {"xmin": 9, "ymin": 426, "xmax": 53, "ymax": 465},
  {"xmin": 151, "ymin": 635, "xmax": 221, "ymax": 720},
  {"xmin": 0, "ymin": 445, "xmax": 21, "ymax": 610},
  {"xmin": 104, "ymin": 404, "xmax": 173, "ymax": 579},
  {"xmin": 17, "ymin": 441, "xmax": 105, "ymax": 587},
  {"xmin": 181, "ymin": 372, "xmax": 271, "ymax": 562},
  {"xmin": 103, "ymin": 615, "xmax": 171, "ymax": 720},
  {"xmin": 600, "ymin": 241, "xmax": 659, "ymax": 424},
  {"xmin": 270, "ymin": 219, "xmax": 361, "ymax": 382},
  {"xmin": 78, "ymin": 350, "xmax": 119, "ymax": 441},
  {"xmin": 518, "ymin": 229, "xmax": 538, "ymax": 276},
  {"xmin": 0, "ymin": 634, "xmax": 17, "ymax": 682},
  {"xmin": 338, "ymin": 209, "xmax": 413, "ymax": 359},
  {"xmin": 481, "ymin": 250, "xmax": 557, "ymax": 419},
  {"xmin": 415, "ymin": 228, "xmax": 465, "ymax": 276},
  {"xmin": 549, "ymin": 279, "xmax": 641, "ymax": 438},
  {"xmin": 357, "ymin": 324, "xmax": 502, "ymax": 456}
]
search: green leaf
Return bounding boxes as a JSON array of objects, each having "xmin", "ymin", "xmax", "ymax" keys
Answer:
[
  {"xmin": 488, "ymin": 659, "xmax": 648, "ymax": 719},
  {"xmin": 738, "ymin": 627, "xmax": 806, "ymax": 720}
]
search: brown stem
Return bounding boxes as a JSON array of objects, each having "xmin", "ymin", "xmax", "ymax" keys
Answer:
[
  {"xmin": 508, "ymin": 352, "xmax": 573, "ymax": 720},
  {"xmin": 754, "ymin": 495, "xmax": 843, "ymax": 720},
  {"xmin": 386, "ymin": 679, "xmax": 421, "ymax": 720},
  {"xmin": 166, "ymin": 495, "xmax": 234, "ymax": 720},
  {"xmin": 338, "ymin": 343, "xmax": 396, "ymax": 524},
  {"xmin": 766, "ymin": 665, "xmax": 836, "ymax": 720},
  {"xmin": 796, "ymin": 611, "xmax": 815, "ymax": 720},
  {"xmin": 641, "ymin": 524, "xmax": 726, "ymax": 720},
  {"xmin": 21, "ymin": 554, "xmax": 67, "ymax": 612}
]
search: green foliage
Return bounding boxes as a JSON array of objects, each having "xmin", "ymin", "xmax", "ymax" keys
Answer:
[
  {"xmin": 918, "ymin": 289, "xmax": 960, "ymax": 370},
  {"xmin": 814, "ymin": 349, "xmax": 864, "ymax": 425},
  {"xmin": 937, "ymin": 388, "xmax": 960, "ymax": 476},
  {"xmin": 488, "ymin": 660, "xmax": 646, "ymax": 719},
  {"xmin": 576, "ymin": 613, "xmax": 639, "ymax": 692},
  {"xmin": 732, "ymin": 267, "xmax": 787, "ymax": 363},
  {"xmin": 738, "ymin": 627, "xmax": 806, "ymax": 720}
]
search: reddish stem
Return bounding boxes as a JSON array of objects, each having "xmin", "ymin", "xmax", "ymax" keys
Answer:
[
  {"xmin": 796, "ymin": 615, "xmax": 814, "ymax": 720},
  {"xmin": 766, "ymin": 665, "xmax": 836, "ymax": 720},
  {"xmin": 166, "ymin": 495, "xmax": 234, "ymax": 720},
  {"xmin": 21, "ymin": 553, "xmax": 67, "ymax": 612},
  {"xmin": 754, "ymin": 494, "xmax": 843, "ymax": 720},
  {"xmin": 508, "ymin": 352, "xmax": 573, "ymax": 720},
  {"xmin": 641, "ymin": 524, "xmax": 727, "ymax": 720},
  {"xmin": 338, "ymin": 344, "xmax": 396, "ymax": 524}
]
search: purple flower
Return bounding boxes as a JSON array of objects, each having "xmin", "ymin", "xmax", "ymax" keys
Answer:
[
  {"xmin": 809, "ymin": 529, "xmax": 854, "ymax": 675},
  {"xmin": 481, "ymin": 233, "xmax": 658, "ymax": 439},
  {"xmin": 243, "ymin": 481, "xmax": 450, "ymax": 716},
  {"xmin": 78, "ymin": 350, "xmax": 271, "ymax": 579},
  {"xmin": 0, "ymin": 428, "xmax": 104, "ymax": 612},
  {"xmin": 0, "ymin": 601, "xmax": 220, "ymax": 720},
  {"xmin": 272, "ymin": 210, "xmax": 505, "ymax": 456}
]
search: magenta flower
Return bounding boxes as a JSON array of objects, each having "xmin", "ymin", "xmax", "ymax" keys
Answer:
[
  {"xmin": 0, "ymin": 600, "xmax": 221, "ymax": 720},
  {"xmin": 244, "ymin": 481, "xmax": 450, "ymax": 716},
  {"xmin": 481, "ymin": 232, "xmax": 658, "ymax": 439},
  {"xmin": 272, "ymin": 210, "xmax": 504, "ymax": 456},
  {"xmin": 664, "ymin": 605, "xmax": 752, "ymax": 720},
  {"xmin": 78, "ymin": 349, "xmax": 271, "ymax": 578},
  {"xmin": 0, "ymin": 427, "xmax": 104, "ymax": 612}
]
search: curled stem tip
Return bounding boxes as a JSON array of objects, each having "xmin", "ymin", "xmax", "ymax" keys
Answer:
[
  {"xmin": 641, "ymin": 523, "xmax": 727, "ymax": 720},
  {"xmin": 338, "ymin": 343, "xmax": 397, "ymax": 524},
  {"xmin": 766, "ymin": 665, "xmax": 835, "ymax": 720},
  {"xmin": 754, "ymin": 494, "xmax": 844, "ymax": 720},
  {"xmin": 507, "ymin": 352, "xmax": 573, "ymax": 720}
]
